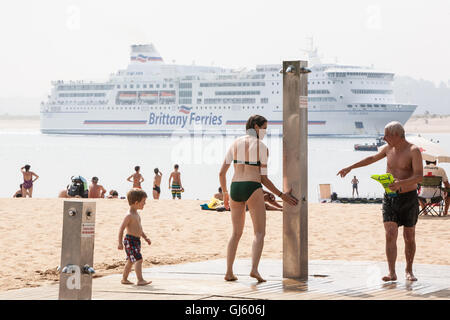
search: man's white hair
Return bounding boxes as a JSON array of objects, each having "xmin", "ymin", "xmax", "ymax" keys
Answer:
[{"xmin": 384, "ymin": 121, "xmax": 405, "ymax": 138}]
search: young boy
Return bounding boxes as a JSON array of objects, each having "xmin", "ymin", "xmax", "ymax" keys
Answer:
[
  {"xmin": 127, "ymin": 166, "xmax": 144, "ymax": 189},
  {"xmin": 168, "ymin": 164, "xmax": 183, "ymax": 199},
  {"xmin": 118, "ymin": 188, "xmax": 152, "ymax": 286}
]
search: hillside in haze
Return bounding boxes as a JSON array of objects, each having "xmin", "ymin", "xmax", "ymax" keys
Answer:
[{"xmin": 394, "ymin": 76, "xmax": 450, "ymax": 115}]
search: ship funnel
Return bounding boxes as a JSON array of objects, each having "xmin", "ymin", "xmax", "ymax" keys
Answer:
[{"xmin": 130, "ymin": 44, "xmax": 164, "ymax": 64}]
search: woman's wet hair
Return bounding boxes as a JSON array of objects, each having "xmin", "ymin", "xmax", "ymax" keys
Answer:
[
  {"xmin": 174, "ymin": 164, "xmax": 179, "ymax": 169},
  {"xmin": 246, "ymin": 115, "xmax": 267, "ymax": 137},
  {"xmin": 154, "ymin": 168, "xmax": 159, "ymax": 174},
  {"xmin": 24, "ymin": 165, "xmax": 31, "ymax": 171},
  {"xmin": 135, "ymin": 166, "xmax": 140, "ymax": 172}
]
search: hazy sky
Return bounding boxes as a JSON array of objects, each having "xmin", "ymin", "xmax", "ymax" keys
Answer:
[{"xmin": 0, "ymin": 0, "xmax": 449, "ymax": 100}]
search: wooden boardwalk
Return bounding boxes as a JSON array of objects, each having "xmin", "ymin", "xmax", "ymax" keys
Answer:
[{"xmin": 1, "ymin": 259, "xmax": 449, "ymax": 300}]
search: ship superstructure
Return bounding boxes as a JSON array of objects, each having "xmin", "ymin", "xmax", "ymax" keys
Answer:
[{"xmin": 40, "ymin": 44, "xmax": 416, "ymax": 136}]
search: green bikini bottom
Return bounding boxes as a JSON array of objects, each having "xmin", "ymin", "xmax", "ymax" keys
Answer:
[{"xmin": 230, "ymin": 181, "xmax": 262, "ymax": 202}]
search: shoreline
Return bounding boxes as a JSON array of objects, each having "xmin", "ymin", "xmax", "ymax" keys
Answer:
[{"xmin": 0, "ymin": 199, "xmax": 448, "ymax": 292}]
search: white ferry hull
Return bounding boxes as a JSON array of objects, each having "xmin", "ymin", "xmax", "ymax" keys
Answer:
[{"xmin": 40, "ymin": 104, "xmax": 415, "ymax": 137}]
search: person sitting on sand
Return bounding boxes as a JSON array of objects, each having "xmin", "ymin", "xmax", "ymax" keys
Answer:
[
  {"xmin": 153, "ymin": 168, "xmax": 163, "ymax": 200},
  {"xmin": 117, "ymin": 188, "xmax": 152, "ymax": 286},
  {"xmin": 263, "ymin": 190, "xmax": 283, "ymax": 211},
  {"xmin": 418, "ymin": 160, "xmax": 450, "ymax": 216},
  {"xmin": 127, "ymin": 166, "xmax": 144, "ymax": 189},
  {"xmin": 21, "ymin": 165, "xmax": 39, "ymax": 198},
  {"xmin": 88, "ymin": 177, "xmax": 107, "ymax": 198},
  {"xmin": 214, "ymin": 187, "xmax": 224, "ymax": 201},
  {"xmin": 169, "ymin": 164, "xmax": 183, "ymax": 200},
  {"xmin": 107, "ymin": 190, "xmax": 119, "ymax": 199},
  {"xmin": 13, "ymin": 184, "xmax": 23, "ymax": 198}
]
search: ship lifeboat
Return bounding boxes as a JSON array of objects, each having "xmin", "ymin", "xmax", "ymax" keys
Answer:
[
  {"xmin": 139, "ymin": 92, "xmax": 159, "ymax": 100},
  {"xmin": 118, "ymin": 92, "xmax": 137, "ymax": 100}
]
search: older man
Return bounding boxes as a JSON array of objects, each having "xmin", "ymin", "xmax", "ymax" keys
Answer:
[{"xmin": 337, "ymin": 121, "xmax": 423, "ymax": 282}]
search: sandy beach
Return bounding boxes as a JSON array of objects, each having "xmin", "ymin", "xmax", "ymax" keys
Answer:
[
  {"xmin": 0, "ymin": 198, "xmax": 448, "ymax": 292},
  {"xmin": 404, "ymin": 115, "xmax": 450, "ymax": 134}
]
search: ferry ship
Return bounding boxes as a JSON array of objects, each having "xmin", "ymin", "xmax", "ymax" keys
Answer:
[{"xmin": 40, "ymin": 44, "xmax": 417, "ymax": 136}]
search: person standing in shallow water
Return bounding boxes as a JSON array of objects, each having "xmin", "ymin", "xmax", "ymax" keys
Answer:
[
  {"xmin": 169, "ymin": 164, "xmax": 183, "ymax": 200},
  {"xmin": 337, "ymin": 121, "xmax": 423, "ymax": 282},
  {"xmin": 351, "ymin": 176, "xmax": 359, "ymax": 198},
  {"xmin": 153, "ymin": 168, "xmax": 163, "ymax": 200},
  {"xmin": 21, "ymin": 165, "xmax": 39, "ymax": 198},
  {"xmin": 219, "ymin": 115, "xmax": 298, "ymax": 283},
  {"xmin": 127, "ymin": 166, "xmax": 144, "ymax": 189}
]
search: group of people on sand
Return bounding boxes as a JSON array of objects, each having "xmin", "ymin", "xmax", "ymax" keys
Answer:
[
  {"xmin": 54, "ymin": 164, "xmax": 183, "ymax": 200},
  {"xmin": 126, "ymin": 165, "xmax": 184, "ymax": 200}
]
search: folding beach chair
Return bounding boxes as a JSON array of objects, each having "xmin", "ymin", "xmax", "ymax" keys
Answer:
[
  {"xmin": 318, "ymin": 184, "xmax": 331, "ymax": 203},
  {"xmin": 418, "ymin": 176, "xmax": 444, "ymax": 216}
]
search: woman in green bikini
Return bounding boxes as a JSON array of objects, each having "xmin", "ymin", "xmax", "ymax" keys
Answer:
[{"xmin": 219, "ymin": 115, "xmax": 298, "ymax": 282}]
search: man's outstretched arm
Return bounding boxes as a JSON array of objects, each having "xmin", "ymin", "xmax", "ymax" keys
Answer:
[{"xmin": 337, "ymin": 147, "xmax": 387, "ymax": 178}]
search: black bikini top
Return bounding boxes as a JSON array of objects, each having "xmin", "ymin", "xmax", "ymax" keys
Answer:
[
  {"xmin": 233, "ymin": 136, "xmax": 262, "ymax": 167},
  {"xmin": 233, "ymin": 160, "xmax": 261, "ymax": 166}
]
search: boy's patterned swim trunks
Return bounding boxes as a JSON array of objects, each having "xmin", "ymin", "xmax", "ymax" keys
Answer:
[{"xmin": 123, "ymin": 234, "xmax": 142, "ymax": 263}]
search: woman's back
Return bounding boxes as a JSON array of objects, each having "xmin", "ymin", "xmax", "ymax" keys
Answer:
[{"xmin": 227, "ymin": 135, "xmax": 267, "ymax": 182}]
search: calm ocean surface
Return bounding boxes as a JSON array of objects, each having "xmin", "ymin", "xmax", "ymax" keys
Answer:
[{"xmin": 1, "ymin": 129, "xmax": 449, "ymax": 202}]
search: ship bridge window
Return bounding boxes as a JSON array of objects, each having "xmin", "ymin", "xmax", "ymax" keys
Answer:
[
  {"xmin": 136, "ymin": 85, "xmax": 140, "ymax": 89},
  {"xmin": 130, "ymin": 85, "xmax": 134, "ymax": 88},
  {"xmin": 117, "ymin": 85, "xmax": 121, "ymax": 89},
  {"xmin": 347, "ymin": 105, "xmax": 352, "ymax": 108}
]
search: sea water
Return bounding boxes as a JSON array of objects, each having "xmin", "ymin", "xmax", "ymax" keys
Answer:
[{"xmin": 1, "ymin": 129, "xmax": 449, "ymax": 202}]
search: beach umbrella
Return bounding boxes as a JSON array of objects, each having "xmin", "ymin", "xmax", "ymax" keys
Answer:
[{"xmin": 407, "ymin": 135, "xmax": 450, "ymax": 163}]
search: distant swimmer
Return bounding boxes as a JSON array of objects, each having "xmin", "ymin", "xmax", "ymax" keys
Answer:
[
  {"xmin": 169, "ymin": 164, "xmax": 183, "ymax": 200},
  {"xmin": 351, "ymin": 176, "xmax": 359, "ymax": 198},
  {"xmin": 337, "ymin": 121, "xmax": 423, "ymax": 282},
  {"xmin": 152, "ymin": 168, "xmax": 163, "ymax": 200},
  {"xmin": 219, "ymin": 115, "xmax": 298, "ymax": 283},
  {"xmin": 88, "ymin": 176, "xmax": 107, "ymax": 198},
  {"xmin": 127, "ymin": 166, "xmax": 144, "ymax": 189},
  {"xmin": 20, "ymin": 165, "xmax": 39, "ymax": 198}
]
